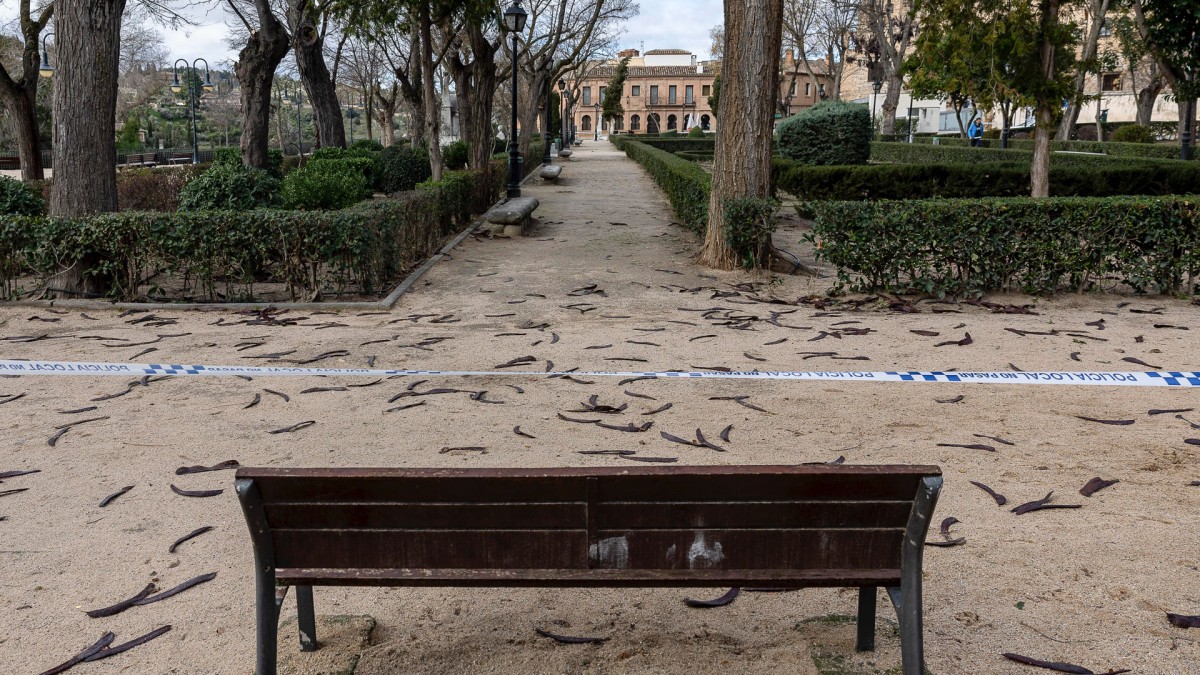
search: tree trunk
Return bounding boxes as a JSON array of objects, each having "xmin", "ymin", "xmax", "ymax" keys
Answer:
[
  {"xmin": 0, "ymin": 3, "xmax": 51, "ymax": 180},
  {"xmin": 47, "ymin": 0, "xmax": 126, "ymax": 297},
  {"xmin": 519, "ymin": 71, "xmax": 548, "ymax": 159},
  {"xmin": 1135, "ymin": 81, "xmax": 1163, "ymax": 126},
  {"xmin": 447, "ymin": 28, "xmax": 498, "ymax": 210},
  {"xmin": 274, "ymin": 97, "xmax": 287, "ymax": 151},
  {"xmin": 1056, "ymin": 0, "xmax": 1110, "ymax": 140},
  {"xmin": 294, "ymin": 16, "xmax": 346, "ymax": 149},
  {"xmin": 1032, "ymin": 0, "xmax": 1061, "ymax": 198},
  {"xmin": 879, "ymin": 75, "xmax": 902, "ymax": 136},
  {"xmin": 9, "ymin": 90, "xmax": 44, "ymax": 180},
  {"xmin": 699, "ymin": 0, "xmax": 783, "ymax": 270},
  {"xmin": 234, "ymin": 0, "xmax": 290, "ymax": 169},
  {"xmin": 418, "ymin": 1, "xmax": 442, "ymax": 179}
]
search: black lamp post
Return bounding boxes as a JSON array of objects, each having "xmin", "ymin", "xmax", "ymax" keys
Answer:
[
  {"xmin": 594, "ymin": 101, "xmax": 601, "ymax": 141},
  {"xmin": 281, "ymin": 83, "xmax": 304, "ymax": 162},
  {"xmin": 171, "ymin": 58, "xmax": 215, "ymax": 164},
  {"xmin": 1184, "ymin": 70, "xmax": 1194, "ymax": 161},
  {"xmin": 871, "ymin": 79, "xmax": 883, "ymax": 138},
  {"xmin": 558, "ymin": 78, "xmax": 566, "ymax": 150},
  {"xmin": 346, "ymin": 97, "xmax": 359, "ymax": 145},
  {"xmin": 818, "ymin": 82, "xmax": 827, "ymax": 100},
  {"xmin": 542, "ymin": 63, "xmax": 553, "ymax": 165},
  {"xmin": 38, "ymin": 32, "xmax": 54, "ymax": 77},
  {"xmin": 504, "ymin": 0, "xmax": 528, "ymax": 199}
]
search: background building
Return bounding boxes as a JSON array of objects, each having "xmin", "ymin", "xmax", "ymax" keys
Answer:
[{"xmin": 573, "ymin": 49, "xmax": 717, "ymax": 136}]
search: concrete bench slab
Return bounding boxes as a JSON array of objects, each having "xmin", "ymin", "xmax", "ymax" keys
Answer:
[
  {"xmin": 485, "ymin": 196, "xmax": 539, "ymax": 237},
  {"xmin": 558, "ymin": 149, "xmax": 573, "ymax": 159},
  {"xmin": 540, "ymin": 165, "xmax": 563, "ymax": 182}
]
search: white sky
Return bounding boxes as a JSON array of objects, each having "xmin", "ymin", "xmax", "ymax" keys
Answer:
[{"xmin": 2, "ymin": 1, "xmax": 724, "ymax": 69}]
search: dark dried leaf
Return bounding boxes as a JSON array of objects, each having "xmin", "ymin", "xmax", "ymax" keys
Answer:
[
  {"xmin": 1011, "ymin": 491, "xmax": 1082, "ymax": 515},
  {"xmin": 935, "ymin": 332, "xmax": 972, "ymax": 347},
  {"xmin": 1079, "ymin": 477, "xmax": 1118, "ymax": 497},
  {"xmin": 1121, "ymin": 357, "xmax": 1161, "ymax": 369},
  {"xmin": 557, "ymin": 413, "xmax": 600, "ymax": 424},
  {"xmin": 243, "ymin": 394, "xmax": 261, "ymax": 409},
  {"xmin": 969, "ymin": 481, "xmax": 1008, "ymax": 506},
  {"xmin": 98, "ymin": 485, "xmax": 134, "ymax": 508},
  {"xmin": 263, "ymin": 388, "xmax": 290, "ymax": 403},
  {"xmin": 909, "ymin": 330, "xmax": 940, "ymax": 336},
  {"xmin": 38, "ymin": 632, "xmax": 116, "ymax": 675},
  {"xmin": 438, "ymin": 446, "xmax": 487, "ymax": 454},
  {"xmin": 621, "ymin": 455, "xmax": 679, "ymax": 463},
  {"xmin": 936, "ymin": 395, "xmax": 965, "ymax": 404},
  {"xmin": 624, "ymin": 390, "xmax": 657, "ymax": 400},
  {"xmin": 597, "ymin": 421, "xmax": 654, "ymax": 432},
  {"xmin": 1166, "ymin": 612, "xmax": 1200, "ymax": 629},
  {"xmin": 0, "ymin": 469, "xmax": 39, "ymax": 480},
  {"xmin": 535, "ymin": 628, "xmax": 608, "ymax": 644},
  {"xmin": 168, "ymin": 526, "xmax": 214, "ymax": 553},
  {"xmin": 175, "ymin": 460, "xmax": 239, "ymax": 476},
  {"xmin": 169, "ymin": 484, "xmax": 223, "ymax": 498},
  {"xmin": 269, "ymin": 420, "xmax": 315, "ymax": 434},
  {"xmin": 719, "ymin": 424, "xmax": 733, "ymax": 443},
  {"xmin": 643, "ymin": 403, "xmax": 672, "ymax": 415},
  {"xmin": 684, "ymin": 587, "xmax": 740, "ymax": 608},
  {"xmin": 1076, "ymin": 416, "xmax": 1135, "ymax": 426},
  {"xmin": 1148, "ymin": 408, "xmax": 1193, "ymax": 415},
  {"xmin": 385, "ymin": 401, "xmax": 426, "ymax": 413},
  {"xmin": 660, "ymin": 431, "xmax": 700, "ymax": 447},
  {"xmin": 937, "ymin": 443, "xmax": 996, "ymax": 452},
  {"xmin": 973, "ymin": 434, "xmax": 1015, "ymax": 446},
  {"xmin": 85, "ymin": 583, "xmax": 157, "ymax": 618}
]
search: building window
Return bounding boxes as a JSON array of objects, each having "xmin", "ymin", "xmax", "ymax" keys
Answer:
[
  {"xmin": 630, "ymin": 114, "xmax": 640, "ymax": 131},
  {"xmin": 582, "ymin": 87, "xmax": 591, "ymax": 105},
  {"xmin": 805, "ymin": 83, "xmax": 811, "ymax": 97},
  {"xmin": 667, "ymin": 114, "xmax": 677, "ymax": 130},
  {"xmin": 788, "ymin": 82, "xmax": 796, "ymax": 96},
  {"xmin": 649, "ymin": 85, "xmax": 659, "ymax": 104},
  {"xmin": 1101, "ymin": 73, "xmax": 1122, "ymax": 91},
  {"xmin": 702, "ymin": 84, "xmax": 711, "ymax": 97},
  {"xmin": 648, "ymin": 112, "xmax": 660, "ymax": 133},
  {"xmin": 600, "ymin": 88, "xmax": 605, "ymax": 103},
  {"xmin": 685, "ymin": 85, "xmax": 694, "ymax": 104},
  {"xmin": 614, "ymin": 115, "xmax": 623, "ymax": 131},
  {"xmin": 1099, "ymin": 19, "xmax": 1111, "ymax": 37},
  {"xmin": 631, "ymin": 85, "xmax": 640, "ymax": 96},
  {"xmin": 668, "ymin": 85, "xmax": 677, "ymax": 104},
  {"xmin": 581, "ymin": 115, "xmax": 591, "ymax": 131},
  {"xmin": 701, "ymin": 114, "xmax": 710, "ymax": 130}
]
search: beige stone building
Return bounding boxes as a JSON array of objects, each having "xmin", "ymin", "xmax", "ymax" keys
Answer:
[{"xmin": 570, "ymin": 49, "xmax": 717, "ymax": 136}]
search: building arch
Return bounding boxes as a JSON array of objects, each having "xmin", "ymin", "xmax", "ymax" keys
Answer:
[
  {"xmin": 667, "ymin": 114, "xmax": 677, "ymax": 130},
  {"xmin": 630, "ymin": 114, "xmax": 640, "ymax": 131},
  {"xmin": 581, "ymin": 115, "xmax": 592, "ymax": 131},
  {"xmin": 613, "ymin": 114, "xmax": 624, "ymax": 131},
  {"xmin": 701, "ymin": 114, "xmax": 711, "ymax": 130},
  {"xmin": 647, "ymin": 113, "xmax": 660, "ymax": 134}
]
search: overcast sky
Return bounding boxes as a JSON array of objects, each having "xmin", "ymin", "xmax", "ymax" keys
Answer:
[{"xmin": 2, "ymin": 1, "xmax": 722, "ymax": 68}]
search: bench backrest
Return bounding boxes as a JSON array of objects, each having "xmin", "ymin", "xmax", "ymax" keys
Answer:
[{"xmin": 237, "ymin": 465, "xmax": 941, "ymax": 577}]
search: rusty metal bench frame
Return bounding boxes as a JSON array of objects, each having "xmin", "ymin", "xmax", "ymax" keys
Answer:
[{"xmin": 237, "ymin": 464, "xmax": 941, "ymax": 675}]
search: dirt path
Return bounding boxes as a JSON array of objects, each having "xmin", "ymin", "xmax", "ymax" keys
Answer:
[{"xmin": 1, "ymin": 142, "xmax": 1198, "ymax": 674}]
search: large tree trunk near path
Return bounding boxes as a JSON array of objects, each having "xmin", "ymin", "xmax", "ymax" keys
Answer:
[
  {"xmin": 448, "ymin": 27, "xmax": 498, "ymax": 211},
  {"xmin": 1031, "ymin": 0, "xmax": 1062, "ymax": 198},
  {"xmin": 699, "ymin": 0, "xmax": 783, "ymax": 269},
  {"xmin": 47, "ymin": 0, "xmax": 126, "ymax": 297},
  {"xmin": 1056, "ymin": 0, "xmax": 1109, "ymax": 141},
  {"xmin": 294, "ymin": 15, "xmax": 346, "ymax": 149},
  {"xmin": 7, "ymin": 91, "xmax": 44, "ymax": 181},
  {"xmin": 418, "ymin": 1, "xmax": 442, "ymax": 179},
  {"xmin": 235, "ymin": 0, "xmax": 290, "ymax": 169},
  {"xmin": 0, "ymin": 2, "xmax": 52, "ymax": 181}
]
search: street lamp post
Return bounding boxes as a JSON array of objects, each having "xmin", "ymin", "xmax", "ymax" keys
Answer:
[
  {"xmin": 1184, "ymin": 70, "xmax": 1194, "ymax": 161},
  {"xmin": 171, "ymin": 58, "xmax": 215, "ymax": 164},
  {"xmin": 38, "ymin": 32, "xmax": 54, "ymax": 77},
  {"xmin": 907, "ymin": 96, "xmax": 915, "ymax": 143},
  {"xmin": 542, "ymin": 64, "xmax": 553, "ymax": 165},
  {"xmin": 503, "ymin": 0, "xmax": 528, "ymax": 199},
  {"xmin": 594, "ymin": 101, "xmax": 600, "ymax": 141},
  {"xmin": 281, "ymin": 83, "xmax": 304, "ymax": 162},
  {"xmin": 558, "ymin": 78, "xmax": 566, "ymax": 151},
  {"xmin": 818, "ymin": 82, "xmax": 827, "ymax": 100},
  {"xmin": 871, "ymin": 79, "xmax": 882, "ymax": 139}
]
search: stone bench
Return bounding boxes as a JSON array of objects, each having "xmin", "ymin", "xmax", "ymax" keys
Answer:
[
  {"xmin": 557, "ymin": 148, "xmax": 573, "ymax": 159},
  {"xmin": 540, "ymin": 165, "xmax": 562, "ymax": 183},
  {"xmin": 484, "ymin": 196, "xmax": 539, "ymax": 237}
]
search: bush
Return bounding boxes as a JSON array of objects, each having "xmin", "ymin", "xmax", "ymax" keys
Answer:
[
  {"xmin": 349, "ymin": 139, "xmax": 384, "ymax": 153},
  {"xmin": 213, "ymin": 146, "xmax": 284, "ymax": 177},
  {"xmin": 442, "ymin": 140, "xmax": 469, "ymax": 170},
  {"xmin": 310, "ymin": 155, "xmax": 382, "ymax": 191},
  {"xmin": 616, "ymin": 139, "xmax": 711, "ymax": 233},
  {"xmin": 688, "ymin": 126, "xmax": 706, "ymax": 138},
  {"xmin": 1112, "ymin": 124, "xmax": 1155, "ymax": 144},
  {"xmin": 178, "ymin": 164, "xmax": 281, "ymax": 211},
  {"xmin": 778, "ymin": 101, "xmax": 871, "ymax": 165},
  {"xmin": 377, "ymin": 145, "xmax": 432, "ymax": 193},
  {"xmin": 281, "ymin": 161, "xmax": 370, "ymax": 210},
  {"xmin": 0, "ymin": 169, "xmax": 502, "ymax": 301},
  {"xmin": 773, "ymin": 156, "xmax": 1200, "ymax": 201},
  {"xmin": 809, "ymin": 196, "xmax": 1200, "ymax": 297},
  {"xmin": 309, "ymin": 147, "xmax": 348, "ymax": 162},
  {"xmin": 0, "ymin": 176, "xmax": 45, "ymax": 216},
  {"xmin": 118, "ymin": 166, "xmax": 206, "ymax": 212},
  {"xmin": 723, "ymin": 197, "xmax": 778, "ymax": 269},
  {"xmin": 869, "ymin": 141, "xmax": 1171, "ymax": 168},
  {"xmin": 660, "ymin": 129, "xmax": 678, "ymax": 137}
]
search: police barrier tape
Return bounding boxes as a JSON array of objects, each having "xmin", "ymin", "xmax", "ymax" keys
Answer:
[{"xmin": 1, "ymin": 359, "xmax": 1198, "ymax": 387}]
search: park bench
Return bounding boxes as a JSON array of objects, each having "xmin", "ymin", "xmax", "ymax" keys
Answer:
[
  {"xmin": 121, "ymin": 153, "xmax": 158, "ymax": 168},
  {"xmin": 540, "ymin": 165, "xmax": 563, "ymax": 183},
  {"xmin": 236, "ymin": 464, "xmax": 942, "ymax": 675},
  {"xmin": 166, "ymin": 153, "xmax": 193, "ymax": 165},
  {"xmin": 483, "ymin": 196, "xmax": 539, "ymax": 237},
  {"xmin": 558, "ymin": 148, "xmax": 573, "ymax": 159},
  {"xmin": 0, "ymin": 156, "xmax": 20, "ymax": 171}
]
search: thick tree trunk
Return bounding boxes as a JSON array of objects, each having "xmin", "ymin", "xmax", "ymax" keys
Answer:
[
  {"xmin": 1032, "ymin": 0, "xmax": 1061, "ymax": 198},
  {"xmin": 699, "ymin": 0, "xmax": 783, "ymax": 270},
  {"xmin": 9, "ymin": 91, "xmax": 44, "ymax": 180},
  {"xmin": 294, "ymin": 17, "xmax": 346, "ymax": 149},
  {"xmin": 879, "ymin": 75, "xmax": 902, "ymax": 136},
  {"xmin": 418, "ymin": 2, "xmax": 442, "ymax": 179},
  {"xmin": 519, "ymin": 71, "xmax": 547, "ymax": 159},
  {"xmin": 1135, "ymin": 81, "xmax": 1163, "ymax": 126},
  {"xmin": 47, "ymin": 0, "xmax": 126, "ymax": 297},
  {"xmin": 447, "ymin": 28, "xmax": 498, "ymax": 210},
  {"xmin": 234, "ymin": 0, "xmax": 289, "ymax": 169},
  {"xmin": 0, "ymin": 3, "xmax": 51, "ymax": 180}
]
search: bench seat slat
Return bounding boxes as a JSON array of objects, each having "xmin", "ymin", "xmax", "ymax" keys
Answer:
[
  {"xmin": 594, "ymin": 473, "xmax": 925, "ymax": 501},
  {"xmin": 595, "ymin": 501, "xmax": 913, "ymax": 529},
  {"xmin": 264, "ymin": 502, "xmax": 586, "ymax": 529},
  {"xmin": 272, "ymin": 529, "xmax": 589, "ymax": 569},
  {"xmin": 590, "ymin": 528, "xmax": 903, "ymax": 570},
  {"xmin": 256, "ymin": 476, "xmax": 587, "ymax": 503},
  {"xmin": 274, "ymin": 567, "xmax": 902, "ymax": 588}
]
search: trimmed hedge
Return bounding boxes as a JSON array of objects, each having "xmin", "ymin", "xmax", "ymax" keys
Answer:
[
  {"xmin": 810, "ymin": 196, "xmax": 1200, "ymax": 296},
  {"xmin": 617, "ymin": 138, "xmax": 711, "ymax": 233},
  {"xmin": 887, "ymin": 136, "xmax": 1194, "ymax": 161},
  {"xmin": 0, "ymin": 169, "xmax": 501, "ymax": 302},
  {"xmin": 778, "ymin": 101, "xmax": 871, "ymax": 165},
  {"xmin": 179, "ymin": 163, "xmax": 281, "ymax": 211},
  {"xmin": 869, "ymin": 141, "xmax": 1177, "ymax": 168},
  {"xmin": 773, "ymin": 158, "xmax": 1200, "ymax": 201},
  {"xmin": 281, "ymin": 160, "xmax": 371, "ymax": 210}
]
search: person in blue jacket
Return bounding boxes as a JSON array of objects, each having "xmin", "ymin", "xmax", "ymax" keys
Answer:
[{"xmin": 968, "ymin": 117, "xmax": 984, "ymax": 147}]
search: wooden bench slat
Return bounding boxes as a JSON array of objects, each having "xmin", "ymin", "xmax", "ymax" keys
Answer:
[
  {"xmin": 594, "ymin": 473, "xmax": 926, "ymax": 501},
  {"xmin": 264, "ymin": 502, "xmax": 586, "ymax": 529},
  {"xmin": 590, "ymin": 528, "xmax": 903, "ymax": 570},
  {"xmin": 274, "ymin": 567, "xmax": 903, "ymax": 588},
  {"xmin": 272, "ymin": 529, "xmax": 589, "ymax": 569},
  {"xmin": 594, "ymin": 501, "xmax": 913, "ymax": 529},
  {"xmin": 255, "ymin": 475, "xmax": 587, "ymax": 503}
]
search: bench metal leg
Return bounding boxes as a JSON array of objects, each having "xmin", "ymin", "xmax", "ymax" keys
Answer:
[
  {"xmin": 296, "ymin": 585, "xmax": 317, "ymax": 651},
  {"xmin": 255, "ymin": 568, "xmax": 279, "ymax": 675},
  {"xmin": 895, "ymin": 475, "xmax": 941, "ymax": 675},
  {"xmin": 856, "ymin": 586, "xmax": 877, "ymax": 651}
]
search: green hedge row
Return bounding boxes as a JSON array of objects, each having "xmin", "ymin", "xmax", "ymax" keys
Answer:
[
  {"xmin": 613, "ymin": 137, "xmax": 711, "ymax": 233},
  {"xmin": 810, "ymin": 196, "xmax": 1200, "ymax": 296},
  {"xmin": 882, "ymin": 136, "xmax": 1193, "ymax": 161},
  {"xmin": 773, "ymin": 158, "xmax": 1200, "ymax": 201},
  {"xmin": 0, "ymin": 168, "xmax": 501, "ymax": 302},
  {"xmin": 869, "ymin": 141, "xmax": 1177, "ymax": 168}
]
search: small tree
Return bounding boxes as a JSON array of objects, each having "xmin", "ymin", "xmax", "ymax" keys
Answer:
[
  {"xmin": 708, "ymin": 75, "xmax": 721, "ymax": 116},
  {"xmin": 601, "ymin": 56, "xmax": 629, "ymax": 129}
]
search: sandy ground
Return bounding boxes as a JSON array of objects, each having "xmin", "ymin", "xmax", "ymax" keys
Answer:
[{"xmin": 1, "ymin": 143, "xmax": 1199, "ymax": 675}]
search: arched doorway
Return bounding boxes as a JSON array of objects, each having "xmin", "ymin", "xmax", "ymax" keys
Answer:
[
  {"xmin": 581, "ymin": 115, "xmax": 592, "ymax": 131},
  {"xmin": 613, "ymin": 115, "xmax": 623, "ymax": 131},
  {"xmin": 630, "ymin": 114, "xmax": 640, "ymax": 132},
  {"xmin": 667, "ymin": 114, "xmax": 677, "ymax": 130},
  {"xmin": 647, "ymin": 113, "xmax": 660, "ymax": 134},
  {"xmin": 701, "ymin": 114, "xmax": 711, "ymax": 131}
]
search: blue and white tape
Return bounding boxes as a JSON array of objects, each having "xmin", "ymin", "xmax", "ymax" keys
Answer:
[{"xmin": 0, "ymin": 360, "xmax": 1198, "ymax": 387}]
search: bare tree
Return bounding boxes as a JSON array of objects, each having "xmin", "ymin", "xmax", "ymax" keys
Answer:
[
  {"xmin": 859, "ymin": 0, "xmax": 917, "ymax": 135},
  {"xmin": 228, "ymin": 0, "xmax": 291, "ymax": 168},
  {"xmin": 783, "ymin": 0, "xmax": 854, "ymax": 100},
  {"xmin": 0, "ymin": 0, "xmax": 52, "ymax": 180},
  {"xmin": 1056, "ymin": 0, "xmax": 1111, "ymax": 140}
]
